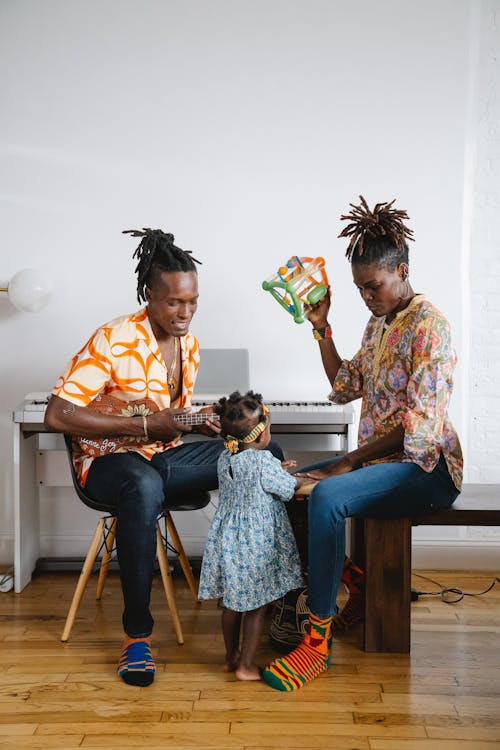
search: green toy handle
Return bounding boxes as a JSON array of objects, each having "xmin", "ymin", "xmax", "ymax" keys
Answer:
[{"xmin": 306, "ymin": 284, "xmax": 327, "ymax": 306}]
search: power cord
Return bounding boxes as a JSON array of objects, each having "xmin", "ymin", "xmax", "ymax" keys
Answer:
[
  {"xmin": 0, "ymin": 566, "xmax": 14, "ymax": 593},
  {"xmin": 411, "ymin": 572, "xmax": 500, "ymax": 604}
]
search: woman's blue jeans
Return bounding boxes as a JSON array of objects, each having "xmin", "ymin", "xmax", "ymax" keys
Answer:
[
  {"xmin": 85, "ymin": 439, "xmax": 284, "ymax": 637},
  {"xmin": 302, "ymin": 455, "xmax": 460, "ymax": 619}
]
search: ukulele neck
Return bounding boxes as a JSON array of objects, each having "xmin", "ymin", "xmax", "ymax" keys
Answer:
[{"xmin": 173, "ymin": 412, "xmax": 217, "ymax": 425}]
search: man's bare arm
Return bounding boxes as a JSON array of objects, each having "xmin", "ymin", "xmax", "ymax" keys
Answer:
[
  {"xmin": 44, "ymin": 395, "xmax": 191, "ymax": 442},
  {"xmin": 44, "ymin": 395, "xmax": 146, "ymax": 438}
]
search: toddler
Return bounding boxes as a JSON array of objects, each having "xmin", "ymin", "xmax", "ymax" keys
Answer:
[{"xmin": 198, "ymin": 390, "xmax": 308, "ymax": 680}]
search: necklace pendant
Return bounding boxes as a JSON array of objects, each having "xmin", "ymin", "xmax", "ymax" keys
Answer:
[{"xmin": 166, "ymin": 337, "xmax": 179, "ymax": 391}]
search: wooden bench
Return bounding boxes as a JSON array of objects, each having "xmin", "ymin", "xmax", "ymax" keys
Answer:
[{"xmin": 352, "ymin": 484, "xmax": 500, "ymax": 653}]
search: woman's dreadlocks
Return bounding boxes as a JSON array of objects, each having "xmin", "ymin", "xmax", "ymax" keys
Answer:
[
  {"xmin": 123, "ymin": 228, "xmax": 202, "ymax": 304},
  {"xmin": 339, "ymin": 196, "xmax": 414, "ymax": 269}
]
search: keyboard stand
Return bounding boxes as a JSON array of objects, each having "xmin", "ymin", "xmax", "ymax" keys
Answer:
[{"xmin": 13, "ymin": 418, "xmax": 41, "ymax": 592}]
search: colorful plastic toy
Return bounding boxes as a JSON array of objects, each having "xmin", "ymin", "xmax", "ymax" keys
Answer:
[{"xmin": 262, "ymin": 256, "xmax": 329, "ymax": 324}]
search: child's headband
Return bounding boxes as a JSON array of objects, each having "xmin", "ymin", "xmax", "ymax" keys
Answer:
[{"xmin": 224, "ymin": 405, "xmax": 270, "ymax": 454}]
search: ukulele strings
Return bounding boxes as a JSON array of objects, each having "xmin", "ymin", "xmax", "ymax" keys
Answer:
[{"xmin": 173, "ymin": 412, "xmax": 217, "ymax": 425}]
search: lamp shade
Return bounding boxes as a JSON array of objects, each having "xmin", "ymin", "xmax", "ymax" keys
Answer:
[{"xmin": 8, "ymin": 269, "xmax": 52, "ymax": 313}]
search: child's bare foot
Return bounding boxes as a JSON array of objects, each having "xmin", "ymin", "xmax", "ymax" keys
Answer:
[
  {"xmin": 235, "ymin": 663, "xmax": 262, "ymax": 681},
  {"xmin": 223, "ymin": 650, "xmax": 240, "ymax": 672}
]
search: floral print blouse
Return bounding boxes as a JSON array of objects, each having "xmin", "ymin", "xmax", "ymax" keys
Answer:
[{"xmin": 330, "ymin": 295, "xmax": 463, "ymax": 490}]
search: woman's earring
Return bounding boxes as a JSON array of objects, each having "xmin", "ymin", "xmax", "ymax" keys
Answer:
[{"xmin": 398, "ymin": 276, "xmax": 410, "ymax": 300}]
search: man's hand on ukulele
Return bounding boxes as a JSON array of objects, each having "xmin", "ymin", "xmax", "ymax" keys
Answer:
[
  {"xmin": 147, "ymin": 408, "xmax": 193, "ymax": 441},
  {"xmin": 192, "ymin": 405, "xmax": 221, "ymax": 437}
]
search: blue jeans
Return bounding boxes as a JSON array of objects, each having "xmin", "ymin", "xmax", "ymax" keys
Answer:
[
  {"xmin": 85, "ymin": 439, "xmax": 285, "ymax": 637},
  {"xmin": 302, "ymin": 455, "xmax": 460, "ymax": 619}
]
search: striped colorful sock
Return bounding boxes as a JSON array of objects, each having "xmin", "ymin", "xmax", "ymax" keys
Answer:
[
  {"xmin": 333, "ymin": 557, "xmax": 365, "ymax": 632},
  {"xmin": 118, "ymin": 638, "xmax": 155, "ymax": 686},
  {"xmin": 340, "ymin": 556, "xmax": 365, "ymax": 594},
  {"xmin": 262, "ymin": 612, "xmax": 332, "ymax": 691}
]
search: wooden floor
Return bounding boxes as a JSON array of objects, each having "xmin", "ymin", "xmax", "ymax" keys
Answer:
[{"xmin": 0, "ymin": 569, "xmax": 499, "ymax": 750}]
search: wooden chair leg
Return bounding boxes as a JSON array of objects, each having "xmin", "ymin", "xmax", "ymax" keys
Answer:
[
  {"xmin": 156, "ymin": 526, "xmax": 184, "ymax": 645},
  {"xmin": 61, "ymin": 518, "xmax": 105, "ymax": 642},
  {"xmin": 96, "ymin": 517, "xmax": 116, "ymax": 600},
  {"xmin": 363, "ymin": 517, "xmax": 412, "ymax": 653},
  {"xmin": 164, "ymin": 511, "xmax": 199, "ymax": 601}
]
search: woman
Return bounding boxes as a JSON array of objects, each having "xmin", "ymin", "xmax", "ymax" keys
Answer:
[{"xmin": 262, "ymin": 196, "xmax": 463, "ymax": 691}]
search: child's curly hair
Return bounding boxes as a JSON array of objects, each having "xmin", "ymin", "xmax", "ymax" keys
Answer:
[{"xmin": 215, "ymin": 390, "xmax": 266, "ymax": 440}]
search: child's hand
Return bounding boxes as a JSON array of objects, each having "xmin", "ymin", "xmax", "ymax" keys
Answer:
[{"xmin": 281, "ymin": 460, "xmax": 297, "ymax": 473}]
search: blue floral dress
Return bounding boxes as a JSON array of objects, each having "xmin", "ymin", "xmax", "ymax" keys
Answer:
[{"xmin": 198, "ymin": 449, "xmax": 304, "ymax": 611}]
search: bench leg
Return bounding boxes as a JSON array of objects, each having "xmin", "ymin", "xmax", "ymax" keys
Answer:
[
  {"xmin": 363, "ymin": 517, "xmax": 412, "ymax": 653},
  {"xmin": 349, "ymin": 516, "xmax": 365, "ymax": 569}
]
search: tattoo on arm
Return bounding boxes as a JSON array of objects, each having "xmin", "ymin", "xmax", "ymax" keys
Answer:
[{"xmin": 62, "ymin": 403, "xmax": 76, "ymax": 414}]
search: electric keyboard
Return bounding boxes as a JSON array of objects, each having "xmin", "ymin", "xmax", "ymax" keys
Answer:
[
  {"xmin": 269, "ymin": 401, "xmax": 353, "ymax": 425},
  {"xmin": 14, "ymin": 393, "xmax": 355, "ymax": 430}
]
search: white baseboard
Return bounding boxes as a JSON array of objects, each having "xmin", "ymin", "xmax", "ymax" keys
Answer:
[
  {"xmin": 1, "ymin": 533, "xmax": 499, "ymax": 571},
  {"xmin": 38, "ymin": 534, "xmax": 210, "ymax": 559},
  {"xmin": 412, "ymin": 540, "xmax": 500, "ymax": 570},
  {"xmin": 0, "ymin": 537, "xmax": 13, "ymax": 564}
]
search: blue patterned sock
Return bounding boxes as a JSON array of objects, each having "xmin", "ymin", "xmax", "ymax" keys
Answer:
[{"xmin": 118, "ymin": 639, "xmax": 155, "ymax": 686}]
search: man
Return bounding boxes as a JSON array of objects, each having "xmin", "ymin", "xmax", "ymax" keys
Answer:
[{"xmin": 45, "ymin": 228, "xmax": 281, "ymax": 686}]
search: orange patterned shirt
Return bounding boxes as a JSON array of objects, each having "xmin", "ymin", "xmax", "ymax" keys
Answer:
[{"xmin": 52, "ymin": 308, "xmax": 200, "ymax": 484}]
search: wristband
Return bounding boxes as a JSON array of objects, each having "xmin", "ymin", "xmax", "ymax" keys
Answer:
[
  {"xmin": 312, "ymin": 324, "xmax": 332, "ymax": 341},
  {"xmin": 142, "ymin": 415, "xmax": 149, "ymax": 441}
]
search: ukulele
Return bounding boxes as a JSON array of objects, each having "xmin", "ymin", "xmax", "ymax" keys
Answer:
[{"xmin": 77, "ymin": 393, "xmax": 217, "ymax": 458}]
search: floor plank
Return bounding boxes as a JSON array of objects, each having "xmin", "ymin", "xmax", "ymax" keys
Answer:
[{"xmin": 0, "ymin": 569, "xmax": 498, "ymax": 749}]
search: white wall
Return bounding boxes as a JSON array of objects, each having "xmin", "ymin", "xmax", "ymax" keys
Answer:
[
  {"xmin": 467, "ymin": 0, "xmax": 500, "ymax": 483},
  {"xmin": 1, "ymin": 0, "xmax": 497, "ymax": 566}
]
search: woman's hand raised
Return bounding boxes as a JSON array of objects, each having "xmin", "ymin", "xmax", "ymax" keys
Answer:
[{"xmin": 306, "ymin": 286, "xmax": 331, "ymax": 329}]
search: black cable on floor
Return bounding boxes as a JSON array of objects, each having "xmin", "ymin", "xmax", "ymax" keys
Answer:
[{"xmin": 412, "ymin": 573, "xmax": 500, "ymax": 603}]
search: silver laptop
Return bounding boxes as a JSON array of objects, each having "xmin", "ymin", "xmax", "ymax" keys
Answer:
[{"xmin": 192, "ymin": 348, "xmax": 250, "ymax": 405}]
